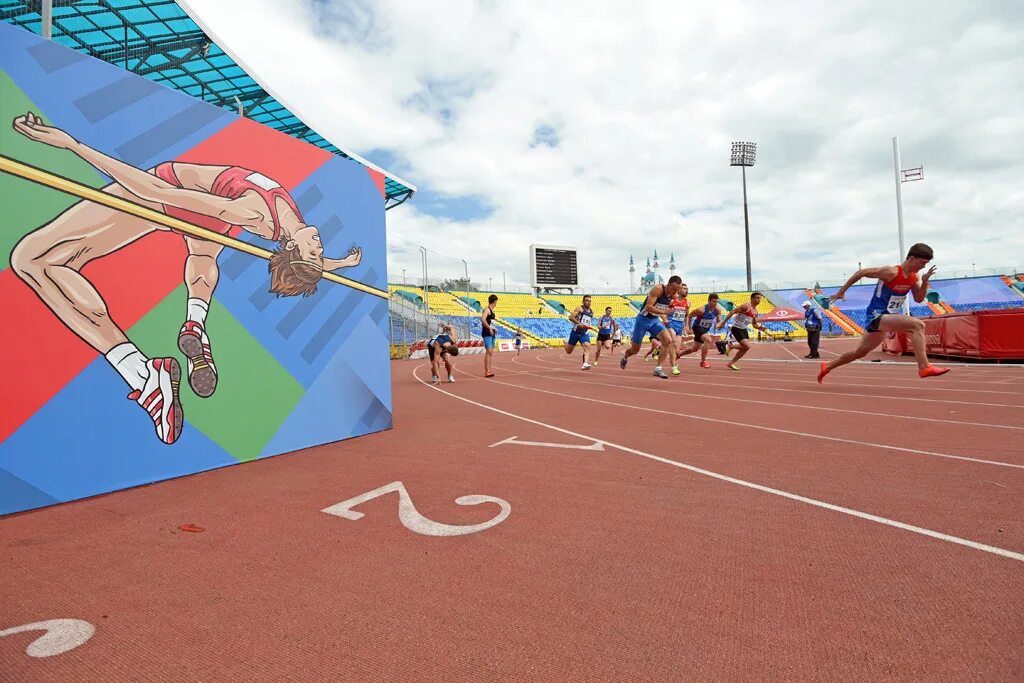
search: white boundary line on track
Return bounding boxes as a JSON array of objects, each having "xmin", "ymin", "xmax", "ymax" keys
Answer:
[
  {"xmin": 515, "ymin": 355, "xmax": 1024, "ymax": 432},
  {"xmin": 413, "ymin": 365, "xmax": 1024, "ymax": 563},
  {"xmin": 528, "ymin": 356, "xmax": 1018, "ymax": 409},
  {"xmin": 502, "ymin": 358, "xmax": 1024, "ymax": 470}
]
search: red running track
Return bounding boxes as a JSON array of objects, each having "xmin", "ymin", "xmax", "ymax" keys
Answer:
[{"xmin": 2, "ymin": 342, "xmax": 1022, "ymax": 681}]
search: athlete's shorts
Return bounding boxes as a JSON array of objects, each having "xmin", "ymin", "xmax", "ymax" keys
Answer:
[
  {"xmin": 632, "ymin": 315, "xmax": 666, "ymax": 345},
  {"xmin": 514, "ymin": 338, "xmax": 521, "ymax": 347},
  {"xmin": 865, "ymin": 312, "xmax": 888, "ymax": 333},
  {"xmin": 667, "ymin": 320, "xmax": 685, "ymax": 335},
  {"xmin": 612, "ymin": 338, "xmax": 622, "ymax": 346},
  {"xmin": 731, "ymin": 327, "xmax": 750, "ymax": 342},
  {"xmin": 567, "ymin": 329, "xmax": 591, "ymax": 346},
  {"xmin": 596, "ymin": 332, "xmax": 612, "ymax": 343},
  {"xmin": 693, "ymin": 327, "xmax": 708, "ymax": 343},
  {"xmin": 483, "ymin": 335, "xmax": 496, "ymax": 350}
]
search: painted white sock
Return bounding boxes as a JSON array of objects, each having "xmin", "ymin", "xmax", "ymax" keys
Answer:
[
  {"xmin": 187, "ymin": 297, "xmax": 209, "ymax": 327},
  {"xmin": 106, "ymin": 342, "xmax": 149, "ymax": 392}
]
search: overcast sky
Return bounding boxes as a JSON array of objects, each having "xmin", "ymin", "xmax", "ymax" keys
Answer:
[{"xmin": 187, "ymin": 0, "xmax": 1023, "ymax": 291}]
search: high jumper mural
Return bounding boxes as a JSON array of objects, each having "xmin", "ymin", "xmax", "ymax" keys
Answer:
[{"xmin": 0, "ymin": 23, "xmax": 393, "ymax": 515}]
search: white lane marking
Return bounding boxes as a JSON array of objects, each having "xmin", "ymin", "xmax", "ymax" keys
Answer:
[
  {"xmin": 504, "ymin": 359, "xmax": 1024, "ymax": 470},
  {"xmin": 0, "ymin": 619, "xmax": 95, "ymax": 657},
  {"xmin": 491, "ymin": 435, "xmax": 605, "ymax": 451},
  {"xmin": 513, "ymin": 355, "xmax": 1024, "ymax": 431},
  {"xmin": 322, "ymin": 481, "xmax": 510, "ymax": 537},
  {"xmin": 776, "ymin": 342, "xmax": 803, "ymax": 360},
  {"xmin": 415, "ymin": 366, "xmax": 1024, "ymax": 563},
  {"xmin": 530, "ymin": 353, "xmax": 1017, "ymax": 408}
]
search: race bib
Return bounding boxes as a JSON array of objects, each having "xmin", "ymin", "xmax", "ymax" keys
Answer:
[
  {"xmin": 579, "ymin": 315, "xmax": 593, "ymax": 328},
  {"xmin": 886, "ymin": 295, "xmax": 906, "ymax": 313},
  {"xmin": 671, "ymin": 309, "xmax": 688, "ymax": 322}
]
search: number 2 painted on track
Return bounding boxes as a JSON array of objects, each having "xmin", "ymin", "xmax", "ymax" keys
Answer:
[{"xmin": 321, "ymin": 481, "xmax": 510, "ymax": 536}]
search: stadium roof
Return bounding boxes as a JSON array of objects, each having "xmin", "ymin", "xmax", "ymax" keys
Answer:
[{"xmin": 1, "ymin": 0, "xmax": 416, "ymax": 209}]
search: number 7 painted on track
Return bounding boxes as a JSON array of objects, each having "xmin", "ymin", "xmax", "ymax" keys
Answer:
[{"xmin": 321, "ymin": 481, "xmax": 511, "ymax": 536}]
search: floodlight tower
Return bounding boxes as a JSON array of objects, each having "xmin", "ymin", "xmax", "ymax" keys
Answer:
[{"xmin": 730, "ymin": 141, "xmax": 757, "ymax": 290}]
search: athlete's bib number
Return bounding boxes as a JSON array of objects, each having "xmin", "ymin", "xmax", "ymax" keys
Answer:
[
  {"xmin": 671, "ymin": 309, "xmax": 688, "ymax": 322},
  {"xmin": 733, "ymin": 313, "xmax": 753, "ymax": 328},
  {"xmin": 579, "ymin": 315, "xmax": 592, "ymax": 328},
  {"xmin": 886, "ymin": 295, "xmax": 907, "ymax": 314}
]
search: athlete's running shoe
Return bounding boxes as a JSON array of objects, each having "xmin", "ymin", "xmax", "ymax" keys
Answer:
[
  {"xmin": 592, "ymin": 360, "xmax": 599, "ymax": 366},
  {"xmin": 653, "ymin": 367, "xmax": 669, "ymax": 379},
  {"xmin": 582, "ymin": 362, "xmax": 591, "ymax": 371},
  {"xmin": 700, "ymin": 361, "xmax": 711, "ymax": 369},
  {"xmin": 919, "ymin": 365, "xmax": 950, "ymax": 378},
  {"xmin": 431, "ymin": 375, "xmax": 439, "ymax": 384},
  {"xmin": 817, "ymin": 361, "xmax": 830, "ymax": 384},
  {"xmin": 448, "ymin": 375, "xmax": 455, "ymax": 383},
  {"xmin": 484, "ymin": 372, "xmax": 495, "ymax": 378},
  {"xmin": 620, "ymin": 356, "xmax": 629, "ymax": 370},
  {"xmin": 128, "ymin": 358, "xmax": 183, "ymax": 445},
  {"xmin": 177, "ymin": 320, "xmax": 217, "ymax": 398},
  {"xmin": 671, "ymin": 365, "xmax": 680, "ymax": 376},
  {"xmin": 727, "ymin": 363, "xmax": 740, "ymax": 371}
]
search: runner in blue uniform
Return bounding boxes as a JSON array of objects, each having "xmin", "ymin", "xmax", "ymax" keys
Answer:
[
  {"xmin": 677, "ymin": 293, "xmax": 722, "ymax": 369},
  {"xmin": 566, "ymin": 295, "xmax": 597, "ymax": 370},
  {"xmin": 513, "ymin": 330, "xmax": 523, "ymax": 356},
  {"xmin": 428, "ymin": 323, "xmax": 460, "ymax": 384},
  {"xmin": 481, "ymin": 294, "xmax": 498, "ymax": 378},
  {"xmin": 819, "ymin": 243, "xmax": 948, "ymax": 382},
  {"xmin": 620, "ymin": 275, "xmax": 684, "ymax": 379},
  {"xmin": 592, "ymin": 306, "xmax": 619, "ymax": 366}
]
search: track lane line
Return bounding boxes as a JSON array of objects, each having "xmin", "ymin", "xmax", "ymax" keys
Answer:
[{"xmin": 414, "ymin": 365, "xmax": 1024, "ymax": 563}]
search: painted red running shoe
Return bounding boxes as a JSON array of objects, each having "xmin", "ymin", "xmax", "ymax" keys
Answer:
[{"xmin": 127, "ymin": 358, "xmax": 183, "ymax": 444}]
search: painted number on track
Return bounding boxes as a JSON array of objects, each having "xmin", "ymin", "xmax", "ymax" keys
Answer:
[
  {"xmin": 322, "ymin": 481, "xmax": 510, "ymax": 536},
  {"xmin": 0, "ymin": 619, "xmax": 95, "ymax": 658}
]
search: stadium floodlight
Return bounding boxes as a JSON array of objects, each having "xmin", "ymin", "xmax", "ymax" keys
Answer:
[{"xmin": 730, "ymin": 141, "xmax": 756, "ymax": 290}]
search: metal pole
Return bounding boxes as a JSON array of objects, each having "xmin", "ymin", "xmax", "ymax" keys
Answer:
[
  {"xmin": 892, "ymin": 136, "xmax": 905, "ymax": 261},
  {"xmin": 461, "ymin": 259, "xmax": 468, "ymax": 288},
  {"xmin": 418, "ymin": 246, "xmax": 429, "ymax": 314},
  {"xmin": 503, "ymin": 272, "xmax": 506, "ymax": 291},
  {"xmin": 234, "ymin": 96, "xmax": 244, "ymax": 117},
  {"xmin": 41, "ymin": 0, "xmax": 53, "ymax": 39},
  {"xmin": 742, "ymin": 165, "xmax": 752, "ymax": 291}
]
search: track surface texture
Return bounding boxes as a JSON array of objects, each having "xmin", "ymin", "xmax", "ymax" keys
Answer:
[{"xmin": 3, "ymin": 338, "xmax": 1023, "ymax": 681}]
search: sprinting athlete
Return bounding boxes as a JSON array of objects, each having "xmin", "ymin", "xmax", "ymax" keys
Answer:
[
  {"xmin": 481, "ymin": 294, "xmax": 498, "ymax": 377},
  {"xmin": 621, "ymin": 275, "xmax": 683, "ymax": 379},
  {"xmin": 593, "ymin": 307, "xmax": 619, "ymax": 365},
  {"xmin": 721, "ymin": 292, "xmax": 769, "ymax": 370},
  {"xmin": 678, "ymin": 293, "xmax": 722, "ymax": 369},
  {"xmin": 565, "ymin": 295, "xmax": 596, "ymax": 370},
  {"xmin": 818, "ymin": 243, "xmax": 949, "ymax": 382},
  {"xmin": 9, "ymin": 112, "xmax": 362, "ymax": 445},
  {"xmin": 611, "ymin": 326, "xmax": 623, "ymax": 348},
  {"xmin": 513, "ymin": 329, "xmax": 523, "ymax": 355},
  {"xmin": 643, "ymin": 337, "xmax": 662, "ymax": 362},
  {"xmin": 665, "ymin": 284, "xmax": 691, "ymax": 375},
  {"xmin": 428, "ymin": 324, "xmax": 460, "ymax": 384}
]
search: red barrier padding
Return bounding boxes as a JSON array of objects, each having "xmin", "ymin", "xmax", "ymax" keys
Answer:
[{"xmin": 923, "ymin": 308, "xmax": 1024, "ymax": 360}]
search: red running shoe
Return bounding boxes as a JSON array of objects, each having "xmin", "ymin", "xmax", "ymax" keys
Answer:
[
  {"xmin": 817, "ymin": 362, "xmax": 830, "ymax": 384},
  {"xmin": 484, "ymin": 372, "xmax": 495, "ymax": 378},
  {"xmin": 919, "ymin": 365, "xmax": 950, "ymax": 378},
  {"xmin": 700, "ymin": 361, "xmax": 711, "ymax": 369}
]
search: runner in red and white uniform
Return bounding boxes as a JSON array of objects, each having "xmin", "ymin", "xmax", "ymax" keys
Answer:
[
  {"xmin": 720, "ymin": 292, "xmax": 769, "ymax": 370},
  {"xmin": 818, "ymin": 243, "xmax": 949, "ymax": 382},
  {"xmin": 664, "ymin": 284, "xmax": 691, "ymax": 375},
  {"xmin": 10, "ymin": 112, "xmax": 363, "ymax": 444}
]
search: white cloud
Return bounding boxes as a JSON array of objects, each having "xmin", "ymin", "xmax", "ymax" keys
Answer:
[{"xmin": 187, "ymin": 0, "xmax": 1024, "ymax": 291}]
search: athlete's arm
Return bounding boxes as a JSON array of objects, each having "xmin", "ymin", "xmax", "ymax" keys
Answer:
[
  {"xmin": 830, "ymin": 265, "xmax": 895, "ymax": 302},
  {"xmin": 643, "ymin": 286, "xmax": 664, "ymax": 316},
  {"xmin": 323, "ymin": 247, "xmax": 361, "ymax": 271},
  {"xmin": 479, "ymin": 308, "xmax": 492, "ymax": 335},
  {"xmin": 911, "ymin": 265, "xmax": 937, "ymax": 302},
  {"xmin": 567, "ymin": 306, "xmax": 582, "ymax": 326},
  {"xmin": 13, "ymin": 113, "xmax": 261, "ymax": 226}
]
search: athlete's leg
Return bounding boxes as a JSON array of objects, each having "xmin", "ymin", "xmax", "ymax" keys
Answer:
[
  {"xmin": 10, "ymin": 181, "xmax": 183, "ymax": 443},
  {"xmin": 878, "ymin": 315, "xmax": 943, "ymax": 372},
  {"xmin": 443, "ymin": 355, "xmax": 454, "ymax": 380},
  {"xmin": 581, "ymin": 341, "xmax": 592, "ymax": 368},
  {"xmin": 179, "ymin": 237, "xmax": 224, "ymax": 397},
  {"xmin": 823, "ymin": 331, "xmax": 885, "ymax": 374},
  {"xmin": 728, "ymin": 337, "xmax": 752, "ymax": 368},
  {"xmin": 10, "ymin": 183, "xmax": 162, "ymax": 356}
]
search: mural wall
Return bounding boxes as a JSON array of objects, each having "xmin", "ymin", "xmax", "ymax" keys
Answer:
[{"xmin": 0, "ymin": 23, "xmax": 392, "ymax": 515}]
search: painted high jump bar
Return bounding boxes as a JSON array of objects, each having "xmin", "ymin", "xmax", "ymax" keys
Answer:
[{"xmin": 0, "ymin": 154, "xmax": 389, "ymax": 299}]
